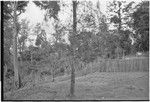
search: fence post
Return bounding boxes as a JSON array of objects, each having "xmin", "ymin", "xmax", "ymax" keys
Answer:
[
  {"xmin": 124, "ymin": 59, "xmax": 126, "ymax": 72},
  {"xmin": 115, "ymin": 59, "xmax": 117, "ymax": 72},
  {"xmin": 112, "ymin": 61, "xmax": 115, "ymax": 72},
  {"xmin": 126, "ymin": 59, "xmax": 128, "ymax": 72},
  {"xmin": 130, "ymin": 59, "xmax": 132, "ymax": 72},
  {"xmin": 105, "ymin": 59, "xmax": 107, "ymax": 72},
  {"xmin": 136, "ymin": 59, "xmax": 138, "ymax": 71},
  {"xmin": 107, "ymin": 60, "xmax": 109, "ymax": 72},
  {"xmin": 117, "ymin": 59, "xmax": 119, "ymax": 72},
  {"xmin": 132, "ymin": 59, "xmax": 134, "ymax": 72},
  {"xmin": 139, "ymin": 59, "xmax": 141, "ymax": 71},
  {"xmin": 133, "ymin": 59, "xmax": 135, "ymax": 72}
]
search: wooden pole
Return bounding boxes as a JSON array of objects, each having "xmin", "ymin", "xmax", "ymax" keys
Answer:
[{"xmin": 70, "ymin": 1, "xmax": 77, "ymax": 97}]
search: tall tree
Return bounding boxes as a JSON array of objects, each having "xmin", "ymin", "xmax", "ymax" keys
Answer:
[
  {"xmin": 69, "ymin": 1, "xmax": 77, "ymax": 97},
  {"xmin": 34, "ymin": 1, "xmax": 61, "ymax": 57},
  {"xmin": 3, "ymin": 1, "xmax": 28, "ymax": 89},
  {"xmin": 132, "ymin": 1, "xmax": 149, "ymax": 52},
  {"xmin": 107, "ymin": 0, "xmax": 135, "ymax": 56}
]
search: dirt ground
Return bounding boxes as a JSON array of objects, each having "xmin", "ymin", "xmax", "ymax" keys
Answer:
[{"xmin": 4, "ymin": 72, "xmax": 149, "ymax": 100}]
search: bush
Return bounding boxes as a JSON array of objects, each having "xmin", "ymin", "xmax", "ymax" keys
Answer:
[
  {"xmin": 5, "ymin": 69, "xmax": 14, "ymax": 78},
  {"xmin": 3, "ymin": 77, "xmax": 14, "ymax": 92},
  {"xmin": 60, "ymin": 68, "xmax": 65, "ymax": 73}
]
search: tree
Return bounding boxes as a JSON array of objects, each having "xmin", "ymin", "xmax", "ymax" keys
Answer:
[
  {"xmin": 77, "ymin": 1, "xmax": 96, "ymax": 32},
  {"xmin": 3, "ymin": 1, "xmax": 29, "ymax": 89},
  {"xmin": 76, "ymin": 1, "xmax": 115, "ymax": 60},
  {"xmin": 33, "ymin": 1, "xmax": 60, "ymax": 20},
  {"xmin": 108, "ymin": 1, "xmax": 125, "ymax": 32},
  {"xmin": 48, "ymin": 53, "xmax": 58, "ymax": 82},
  {"xmin": 4, "ymin": 21, "xmax": 14, "ymax": 81},
  {"xmin": 28, "ymin": 45, "xmax": 40, "ymax": 64},
  {"xmin": 107, "ymin": 0, "xmax": 135, "ymax": 56},
  {"xmin": 34, "ymin": 1, "xmax": 61, "ymax": 56},
  {"xmin": 33, "ymin": 0, "xmax": 62, "ymax": 83},
  {"xmin": 68, "ymin": 1, "xmax": 77, "ymax": 97},
  {"xmin": 132, "ymin": 1, "xmax": 149, "ymax": 52}
]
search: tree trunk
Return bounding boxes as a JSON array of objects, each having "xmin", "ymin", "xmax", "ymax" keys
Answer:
[
  {"xmin": 70, "ymin": 56, "xmax": 75, "ymax": 97},
  {"xmin": 19, "ymin": 44, "xmax": 23, "ymax": 65},
  {"xmin": 70, "ymin": 1, "xmax": 77, "ymax": 97},
  {"xmin": 12, "ymin": 1, "xmax": 19, "ymax": 89}
]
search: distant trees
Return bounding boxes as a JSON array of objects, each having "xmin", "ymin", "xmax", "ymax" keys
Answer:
[
  {"xmin": 108, "ymin": 0, "xmax": 149, "ymax": 54},
  {"xmin": 107, "ymin": 1, "xmax": 135, "ymax": 56},
  {"xmin": 33, "ymin": 1, "xmax": 60, "ymax": 20},
  {"xmin": 132, "ymin": 1, "xmax": 149, "ymax": 52},
  {"xmin": 18, "ymin": 19, "xmax": 30, "ymax": 65}
]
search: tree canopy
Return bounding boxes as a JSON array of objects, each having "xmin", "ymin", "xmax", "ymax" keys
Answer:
[{"xmin": 132, "ymin": 1, "xmax": 149, "ymax": 52}]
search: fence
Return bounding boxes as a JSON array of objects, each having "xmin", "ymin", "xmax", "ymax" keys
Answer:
[{"xmin": 83, "ymin": 57, "xmax": 149, "ymax": 74}]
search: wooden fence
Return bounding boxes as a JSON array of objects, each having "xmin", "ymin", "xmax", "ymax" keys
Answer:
[{"xmin": 84, "ymin": 57, "xmax": 149, "ymax": 73}]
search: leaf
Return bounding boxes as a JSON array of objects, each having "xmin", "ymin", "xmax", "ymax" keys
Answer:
[
  {"xmin": 34, "ymin": 1, "xmax": 60, "ymax": 20},
  {"xmin": 110, "ymin": 15, "xmax": 120, "ymax": 24},
  {"xmin": 35, "ymin": 36, "xmax": 42, "ymax": 46},
  {"xmin": 123, "ymin": 1, "xmax": 135, "ymax": 13}
]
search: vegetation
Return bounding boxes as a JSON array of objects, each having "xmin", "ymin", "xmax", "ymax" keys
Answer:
[{"xmin": 2, "ymin": 0, "xmax": 149, "ymax": 100}]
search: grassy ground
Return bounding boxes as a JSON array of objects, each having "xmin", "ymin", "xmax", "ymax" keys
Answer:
[{"xmin": 4, "ymin": 72, "xmax": 149, "ymax": 100}]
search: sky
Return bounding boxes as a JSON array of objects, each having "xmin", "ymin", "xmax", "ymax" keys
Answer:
[{"xmin": 19, "ymin": 0, "xmax": 142, "ymax": 46}]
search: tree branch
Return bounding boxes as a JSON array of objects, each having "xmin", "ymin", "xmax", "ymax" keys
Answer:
[
  {"xmin": 8, "ymin": 12, "xmax": 14, "ymax": 19},
  {"xmin": 18, "ymin": 1, "xmax": 28, "ymax": 7},
  {"xmin": 17, "ymin": 10, "xmax": 22, "ymax": 16}
]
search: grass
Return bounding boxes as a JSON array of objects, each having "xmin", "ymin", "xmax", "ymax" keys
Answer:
[
  {"xmin": 4, "ymin": 72, "xmax": 149, "ymax": 100},
  {"xmin": 4, "ymin": 57, "xmax": 149, "ymax": 100}
]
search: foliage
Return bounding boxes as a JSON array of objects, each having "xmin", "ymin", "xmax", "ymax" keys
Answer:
[
  {"xmin": 3, "ymin": 22, "xmax": 14, "ymax": 71},
  {"xmin": 19, "ymin": 50, "xmax": 31, "ymax": 62},
  {"xmin": 33, "ymin": 24, "xmax": 47, "ymax": 47},
  {"xmin": 77, "ymin": 1, "xmax": 99, "ymax": 32},
  {"xmin": 119, "ymin": 30, "xmax": 132, "ymax": 54},
  {"xmin": 69, "ymin": 30, "xmax": 116, "ymax": 62},
  {"xmin": 132, "ymin": 1, "xmax": 149, "ymax": 52},
  {"xmin": 3, "ymin": 1, "xmax": 28, "ymax": 21},
  {"xmin": 110, "ymin": 15, "xmax": 121, "ymax": 24},
  {"xmin": 3, "ymin": 0, "xmax": 149, "ymax": 94},
  {"xmin": 18, "ymin": 19, "xmax": 30, "ymax": 59},
  {"xmin": 107, "ymin": 0, "xmax": 136, "ymax": 55},
  {"xmin": 33, "ymin": 1, "xmax": 60, "ymax": 20},
  {"xmin": 52, "ymin": 20, "xmax": 67, "ymax": 43}
]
